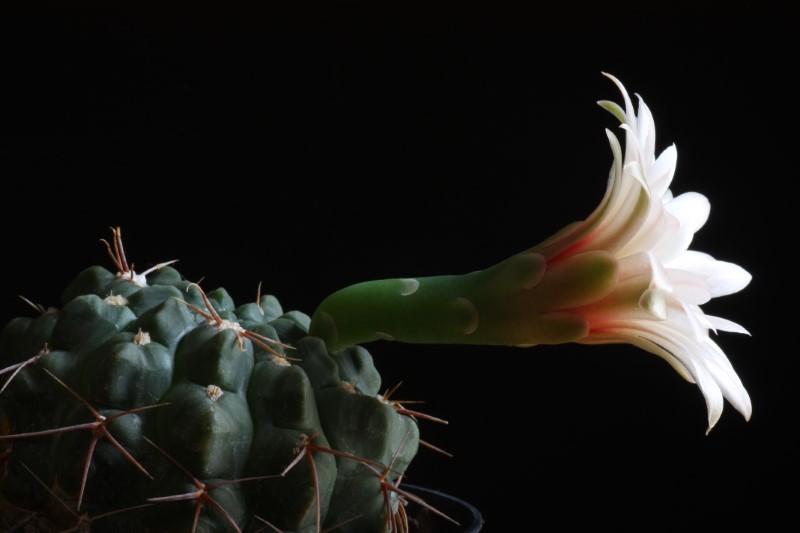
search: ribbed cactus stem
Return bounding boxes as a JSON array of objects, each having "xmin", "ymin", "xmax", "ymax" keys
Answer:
[
  {"xmin": 0, "ymin": 229, "xmax": 432, "ymax": 532},
  {"xmin": 310, "ymin": 250, "xmax": 619, "ymax": 352}
]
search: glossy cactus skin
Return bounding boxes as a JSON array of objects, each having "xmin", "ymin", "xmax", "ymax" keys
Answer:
[{"xmin": 0, "ymin": 254, "xmax": 420, "ymax": 532}]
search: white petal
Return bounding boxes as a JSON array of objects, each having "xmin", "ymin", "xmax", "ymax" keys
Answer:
[
  {"xmin": 705, "ymin": 261, "xmax": 752, "ymax": 297},
  {"xmin": 603, "ymin": 73, "xmax": 636, "ymax": 130},
  {"xmin": 587, "ymin": 321, "xmax": 751, "ymax": 432},
  {"xmin": 648, "ymin": 144, "xmax": 677, "ymax": 197},
  {"xmin": 694, "ymin": 311, "xmax": 716, "ymax": 332},
  {"xmin": 666, "ymin": 250, "xmax": 717, "ymax": 273},
  {"xmin": 667, "ymin": 269, "xmax": 712, "ymax": 305},
  {"xmin": 688, "ymin": 357, "xmax": 725, "ymax": 433},
  {"xmin": 654, "ymin": 192, "xmax": 710, "ymax": 262},
  {"xmin": 667, "ymin": 252, "xmax": 752, "ymax": 297},
  {"xmin": 705, "ymin": 315, "xmax": 751, "ymax": 335},
  {"xmin": 647, "ymin": 251, "xmax": 673, "ymax": 293},
  {"xmin": 678, "ymin": 301, "xmax": 706, "ymax": 342},
  {"xmin": 670, "ymin": 332, "xmax": 752, "ymax": 427},
  {"xmin": 548, "ymin": 129, "xmax": 650, "ymax": 258},
  {"xmin": 587, "ymin": 143, "xmax": 652, "ymax": 254},
  {"xmin": 620, "ymin": 124, "xmax": 647, "ymax": 168},
  {"xmin": 635, "ymin": 94, "xmax": 656, "ymax": 163},
  {"xmin": 529, "ymin": 130, "xmax": 623, "ymax": 259},
  {"xmin": 604, "ymin": 129, "xmax": 626, "ymax": 208},
  {"xmin": 700, "ymin": 339, "xmax": 753, "ymax": 420},
  {"xmin": 617, "ymin": 187, "xmax": 670, "ymax": 257},
  {"xmin": 666, "ymin": 191, "xmax": 710, "ymax": 235},
  {"xmin": 618, "ymin": 252, "xmax": 669, "ymax": 285},
  {"xmin": 623, "ymin": 160, "xmax": 648, "ymax": 190},
  {"xmin": 578, "ymin": 327, "xmax": 694, "ymax": 383}
]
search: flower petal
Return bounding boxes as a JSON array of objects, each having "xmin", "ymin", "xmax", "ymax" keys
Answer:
[
  {"xmin": 667, "ymin": 251, "xmax": 752, "ymax": 297},
  {"xmin": 667, "ymin": 269, "xmax": 712, "ymax": 305},
  {"xmin": 688, "ymin": 357, "xmax": 725, "ymax": 433},
  {"xmin": 653, "ymin": 192, "xmax": 710, "ymax": 262},
  {"xmin": 584, "ymin": 321, "xmax": 751, "ymax": 432},
  {"xmin": 666, "ymin": 192, "xmax": 710, "ymax": 233},
  {"xmin": 598, "ymin": 99, "xmax": 626, "ymax": 123},
  {"xmin": 530, "ymin": 75, "xmax": 750, "ymax": 433},
  {"xmin": 704, "ymin": 261, "xmax": 752, "ymax": 297},
  {"xmin": 602, "ymin": 72, "xmax": 636, "ymax": 129},
  {"xmin": 635, "ymin": 94, "xmax": 656, "ymax": 163},
  {"xmin": 705, "ymin": 315, "xmax": 751, "ymax": 335},
  {"xmin": 648, "ymin": 144, "xmax": 677, "ymax": 198}
]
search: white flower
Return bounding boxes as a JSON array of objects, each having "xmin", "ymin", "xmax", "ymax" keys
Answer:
[
  {"xmin": 310, "ymin": 73, "xmax": 752, "ymax": 433},
  {"xmin": 529, "ymin": 73, "xmax": 752, "ymax": 432}
]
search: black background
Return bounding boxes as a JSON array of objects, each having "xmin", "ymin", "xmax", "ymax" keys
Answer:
[{"xmin": 1, "ymin": 12, "xmax": 794, "ymax": 531}]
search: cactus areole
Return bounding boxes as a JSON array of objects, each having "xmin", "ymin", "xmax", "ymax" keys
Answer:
[{"xmin": 0, "ymin": 229, "xmax": 451, "ymax": 532}]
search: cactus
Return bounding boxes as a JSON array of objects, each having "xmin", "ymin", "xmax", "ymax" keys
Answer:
[
  {"xmin": 0, "ymin": 229, "xmax": 448, "ymax": 532},
  {"xmin": 0, "ymin": 74, "xmax": 754, "ymax": 532}
]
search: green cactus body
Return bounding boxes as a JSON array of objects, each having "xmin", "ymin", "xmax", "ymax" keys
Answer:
[{"xmin": 0, "ymin": 233, "xmax": 425, "ymax": 532}]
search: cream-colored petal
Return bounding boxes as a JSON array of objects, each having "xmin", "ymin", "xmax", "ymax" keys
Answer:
[
  {"xmin": 579, "ymin": 326, "xmax": 695, "ymax": 383},
  {"xmin": 635, "ymin": 94, "xmax": 656, "ymax": 163},
  {"xmin": 667, "ymin": 251, "xmax": 752, "ymax": 297},
  {"xmin": 641, "ymin": 322, "xmax": 751, "ymax": 426},
  {"xmin": 703, "ymin": 261, "xmax": 752, "ymax": 297},
  {"xmin": 704, "ymin": 338, "xmax": 752, "ymax": 420},
  {"xmin": 680, "ymin": 301, "xmax": 707, "ymax": 342},
  {"xmin": 620, "ymin": 124, "xmax": 647, "ymax": 168},
  {"xmin": 667, "ymin": 269, "xmax": 712, "ymax": 305},
  {"xmin": 617, "ymin": 251, "xmax": 674, "ymax": 293},
  {"xmin": 653, "ymin": 192, "xmax": 710, "ymax": 262},
  {"xmin": 705, "ymin": 315, "xmax": 751, "ymax": 335},
  {"xmin": 531, "ymin": 129, "xmax": 626, "ymax": 260},
  {"xmin": 648, "ymin": 144, "xmax": 677, "ymax": 197},
  {"xmin": 666, "ymin": 192, "xmax": 710, "ymax": 233},
  {"xmin": 603, "ymin": 73, "xmax": 636, "ymax": 130},
  {"xmin": 666, "ymin": 250, "xmax": 717, "ymax": 272},
  {"xmin": 588, "ymin": 161, "xmax": 652, "ymax": 254},
  {"xmin": 617, "ymin": 192, "xmax": 669, "ymax": 257},
  {"xmin": 688, "ymin": 357, "xmax": 725, "ymax": 433},
  {"xmin": 585, "ymin": 320, "xmax": 750, "ymax": 432}
]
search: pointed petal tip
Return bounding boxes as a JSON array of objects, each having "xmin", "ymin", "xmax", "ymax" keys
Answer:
[
  {"xmin": 737, "ymin": 392, "xmax": 753, "ymax": 421},
  {"xmin": 705, "ymin": 411, "xmax": 721, "ymax": 435},
  {"xmin": 601, "ymin": 71, "xmax": 619, "ymax": 84},
  {"xmin": 707, "ymin": 383, "xmax": 752, "ymax": 435},
  {"xmin": 709, "ymin": 261, "xmax": 753, "ymax": 296},
  {"xmin": 737, "ymin": 268, "xmax": 754, "ymax": 290}
]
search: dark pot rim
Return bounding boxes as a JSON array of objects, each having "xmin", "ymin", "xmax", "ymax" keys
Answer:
[{"xmin": 402, "ymin": 484, "xmax": 484, "ymax": 532}]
